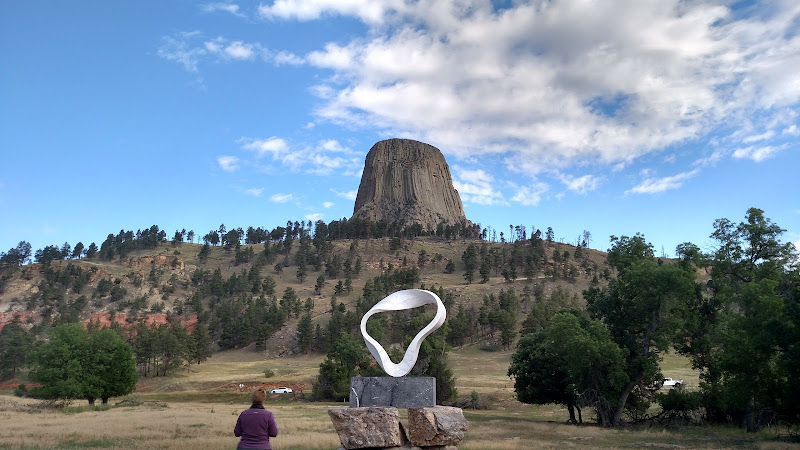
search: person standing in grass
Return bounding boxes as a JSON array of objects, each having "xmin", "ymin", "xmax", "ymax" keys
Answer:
[{"xmin": 234, "ymin": 388, "xmax": 278, "ymax": 450}]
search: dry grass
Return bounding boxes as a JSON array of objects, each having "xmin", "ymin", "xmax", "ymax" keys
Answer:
[
  {"xmin": 0, "ymin": 396, "xmax": 340, "ymax": 449},
  {"xmin": 3, "ymin": 347, "xmax": 798, "ymax": 449}
]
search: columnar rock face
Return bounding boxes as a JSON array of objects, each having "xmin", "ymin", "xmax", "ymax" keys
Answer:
[{"xmin": 352, "ymin": 139, "xmax": 467, "ymax": 230}]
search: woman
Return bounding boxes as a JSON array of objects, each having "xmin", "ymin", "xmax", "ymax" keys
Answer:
[{"xmin": 234, "ymin": 388, "xmax": 278, "ymax": 450}]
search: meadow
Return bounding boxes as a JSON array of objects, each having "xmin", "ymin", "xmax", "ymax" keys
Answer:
[{"xmin": 1, "ymin": 345, "xmax": 798, "ymax": 449}]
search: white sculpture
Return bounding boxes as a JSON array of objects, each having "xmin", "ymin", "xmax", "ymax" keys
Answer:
[{"xmin": 360, "ymin": 289, "xmax": 446, "ymax": 377}]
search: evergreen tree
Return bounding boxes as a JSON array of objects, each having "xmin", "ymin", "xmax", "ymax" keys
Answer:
[
  {"xmin": 297, "ymin": 313, "xmax": 313, "ymax": 354},
  {"xmin": 0, "ymin": 320, "xmax": 33, "ymax": 379}
]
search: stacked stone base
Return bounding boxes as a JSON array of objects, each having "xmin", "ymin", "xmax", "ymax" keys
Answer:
[{"xmin": 329, "ymin": 406, "xmax": 467, "ymax": 450}]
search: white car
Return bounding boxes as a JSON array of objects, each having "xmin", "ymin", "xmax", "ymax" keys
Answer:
[
  {"xmin": 270, "ymin": 387, "xmax": 293, "ymax": 394},
  {"xmin": 661, "ymin": 377, "xmax": 683, "ymax": 387}
]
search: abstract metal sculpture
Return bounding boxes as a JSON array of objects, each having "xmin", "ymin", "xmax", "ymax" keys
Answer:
[{"xmin": 360, "ymin": 289, "xmax": 446, "ymax": 377}]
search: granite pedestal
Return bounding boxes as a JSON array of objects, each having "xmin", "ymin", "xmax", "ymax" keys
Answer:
[{"xmin": 350, "ymin": 376, "xmax": 436, "ymax": 408}]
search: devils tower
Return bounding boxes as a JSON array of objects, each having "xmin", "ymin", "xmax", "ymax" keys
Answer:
[{"xmin": 352, "ymin": 139, "xmax": 468, "ymax": 230}]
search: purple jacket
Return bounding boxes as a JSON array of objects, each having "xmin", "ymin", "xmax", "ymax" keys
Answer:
[{"xmin": 234, "ymin": 404, "xmax": 278, "ymax": 450}]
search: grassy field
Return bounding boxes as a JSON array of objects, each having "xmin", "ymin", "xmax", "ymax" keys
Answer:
[{"xmin": 2, "ymin": 346, "xmax": 799, "ymax": 449}]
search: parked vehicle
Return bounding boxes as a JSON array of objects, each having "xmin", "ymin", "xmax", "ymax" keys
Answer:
[
  {"xmin": 659, "ymin": 377, "xmax": 683, "ymax": 387},
  {"xmin": 270, "ymin": 387, "xmax": 293, "ymax": 394}
]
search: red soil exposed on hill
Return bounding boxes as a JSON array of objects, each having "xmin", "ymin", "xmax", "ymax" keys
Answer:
[{"xmin": 0, "ymin": 312, "xmax": 197, "ymax": 332}]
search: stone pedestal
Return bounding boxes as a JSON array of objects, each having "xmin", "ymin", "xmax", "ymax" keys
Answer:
[
  {"xmin": 328, "ymin": 406, "xmax": 467, "ymax": 450},
  {"xmin": 350, "ymin": 376, "xmax": 436, "ymax": 408},
  {"xmin": 329, "ymin": 407, "xmax": 404, "ymax": 449},
  {"xmin": 406, "ymin": 406, "xmax": 467, "ymax": 447}
]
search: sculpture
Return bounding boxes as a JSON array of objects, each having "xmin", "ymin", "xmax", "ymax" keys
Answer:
[{"xmin": 360, "ymin": 289, "xmax": 446, "ymax": 377}]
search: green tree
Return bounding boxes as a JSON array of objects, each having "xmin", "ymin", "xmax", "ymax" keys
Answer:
[
  {"xmin": 84, "ymin": 328, "xmax": 138, "ymax": 404},
  {"xmin": 462, "ymin": 244, "xmax": 479, "ymax": 283},
  {"xmin": 189, "ymin": 322, "xmax": 212, "ymax": 364},
  {"xmin": 29, "ymin": 324, "xmax": 88, "ymax": 401},
  {"xmin": 313, "ymin": 333, "xmax": 380, "ymax": 401},
  {"xmin": 509, "ymin": 311, "xmax": 628, "ymax": 426},
  {"xmin": 29, "ymin": 324, "xmax": 138, "ymax": 404},
  {"xmin": 676, "ymin": 208, "xmax": 800, "ymax": 430},
  {"xmin": 583, "ymin": 234, "xmax": 696, "ymax": 426},
  {"xmin": 198, "ymin": 243, "xmax": 211, "ymax": 263},
  {"xmin": 0, "ymin": 319, "xmax": 33, "ymax": 379},
  {"xmin": 1, "ymin": 241, "xmax": 32, "ymax": 266},
  {"xmin": 297, "ymin": 313, "xmax": 313, "ymax": 354},
  {"xmin": 314, "ymin": 275, "xmax": 326, "ymax": 295}
]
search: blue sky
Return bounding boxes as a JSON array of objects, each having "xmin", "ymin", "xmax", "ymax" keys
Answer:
[{"xmin": 1, "ymin": 0, "xmax": 798, "ymax": 259}]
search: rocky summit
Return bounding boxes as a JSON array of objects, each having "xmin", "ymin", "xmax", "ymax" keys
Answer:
[{"xmin": 352, "ymin": 139, "xmax": 468, "ymax": 230}]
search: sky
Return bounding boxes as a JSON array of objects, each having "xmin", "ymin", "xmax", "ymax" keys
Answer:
[{"xmin": 1, "ymin": 0, "xmax": 799, "ymax": 260}]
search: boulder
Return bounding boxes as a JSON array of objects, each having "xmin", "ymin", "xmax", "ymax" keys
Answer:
[
  {"xmin": 406, "ymin": 407, "xmax": 468, "ymax": 447},
  {"xmin": 352, "ymin": 139, "xmax": 468, "ymax": 231},
  {"xmin": 328, "ymin": 407, "xmax": 405, "ymax": 449}
]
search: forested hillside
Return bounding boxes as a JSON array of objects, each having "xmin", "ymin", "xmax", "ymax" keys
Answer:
[{"xmin": 2, "ymin": 209, "xmax": 798, "ymax": 432}]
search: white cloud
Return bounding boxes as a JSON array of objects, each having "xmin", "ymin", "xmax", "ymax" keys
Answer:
[
  {"xmin": 323, "ymin": 201, "xmax": 334, "ymax": 208},
  {"xmin": 559, "ymin": 174, "xmax": 601, "ymax": 194},
  {"xmin": 244, "ymin": 187, "xmax": 264, "ymax": 196},
  {"xmin": 693, "ymin": 148, "xmax": 729, "ymax": 168},
  {"xmin": 277, "ymin": 0, "xmax": 800, "ymax": 175},
  {"xmin": 784, "ymin": 125, "xmax": 800, "ymax": 136},
  {"xmin": 241, "ymin": 136, "xmax": 289, "ymax": 158},
  {"xmin": 217, "ymin": 155, "xmax": 240, "ymax": 172},
  {"xmin": 224, "ymin": 41, "xmax": 255, "ymax": 59},
  {"xmin": 258, "ymin": 0, "xmax": 392, "ymax": 24},
  {"xmin": 201, "ymin": 3, "xmax": 245, "ymax": 17},
  {"xmin": 732, "ymin": 144, "xmax": 787, "ymax": 162},
  {"xmin": 274, "ymin": 50, "xmax": 305, "ymax": 65},
  {"xmin": 332, "ymin": 189, "xmax": 357, "ymax": 200},
  {"xmin": 452, "ymin": 167, "xmax": 507, "ymax": 205},
  {"xmin": 626, "ymin": 169, "xmax": 700, "ymax": 195},
  {"xmin": 204, "ymin": 37, "xmax": 261, "ymax": 60},
  {"xmin": 270, "ymin": 193, "xmax": 294, "ymax": 203},
  {"xmin": 305, "ymin": 213, "xmax": 324, "ymax": 222},
  {"xmin": 239, "ymin": 137, "xmax": 361, "ymax": 175},
  {"xmin": 742, "ymin": 130, "xmax": 776, "ymax": 143},
  {"xmin": 511, "ymin": 183, "xmax": 549, "ymax": 206},
  {"xmin": 157, "ymin": 31, "xmax": 206, "ymax": 72},
  {"xmin": 160, "ymin": 33, "xmax": 298, "ymax": 72}
]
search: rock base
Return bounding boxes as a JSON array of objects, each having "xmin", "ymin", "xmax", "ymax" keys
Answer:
[
  {"xmin": 329, "ymin": 406, "xmax": 467, "ymax": 450},
  {"xmin": 350, "ymin": 376, "xmax": 436, "ymax": 408}
]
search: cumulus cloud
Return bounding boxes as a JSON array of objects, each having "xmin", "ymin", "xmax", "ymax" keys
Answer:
[
  {"xmin": 332, "ymin": 189, "xmax": 357, "ymax": 200},
  {"xmin": 511, "ymin": 183, "xmax": 549, "ymax": 206},
  {"xmin": 733, "ymin": 144, "xmax": 788, "ymax": 162},
  {"xmin": 274, "ymin": 50, "xmax": 305, "ymax": 65},
  {"xmin": 258, "ymin": 0, "xmax": 392, "ymax": 23},
  {"xmin": 559, "ymin": 174, "xmax": 601, "ymax": 194},
  {"xmin": 305, "ymin": 213, "xmax": 324, "ymax": 222},
  {"xmin": 217, "ymin": 155, "xmax": 240, "ymax": 172},
  {"xmin": 204, "ymin": 37, "xmax": 261, "ymax": 60},
  {"xmin": 626, "ymin": 169, "xmax": 700, "ymax": 195},
  {"xmin": 323, "ymin": 201, "xmax": 334, "ymax": 208},
  {"xmin": 241, "ymin": 136, "xmax": 290, "ymax": 158},
  {"xmin": 244, "ymin": 187, "xmax": 264, "ymax": 196},
  {"xmin": 239, "ymin": 137, "xmax": 361, "ymax": 175},
  {"xmin": 201, "ymin": 3, "xmax": 245, "ymax": 17},
  {"xmin": 270, "ymin": 193, "xmax": 294, "ymax": 203},
  {"xmin": 273, "ymin": 0, "xmax": 800, "ymax": 177},
  {"xmin": 452, "ymin": 167, "xmax": 507, "ymax": 205},
  {"xmin": 158, "ymin": 32, "xmax": 301, "ymax": 72}
]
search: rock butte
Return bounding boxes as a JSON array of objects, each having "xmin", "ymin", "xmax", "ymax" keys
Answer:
[{"xmin": 352, "ymin": 139, "xmax": 468, "ymax": 231}]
